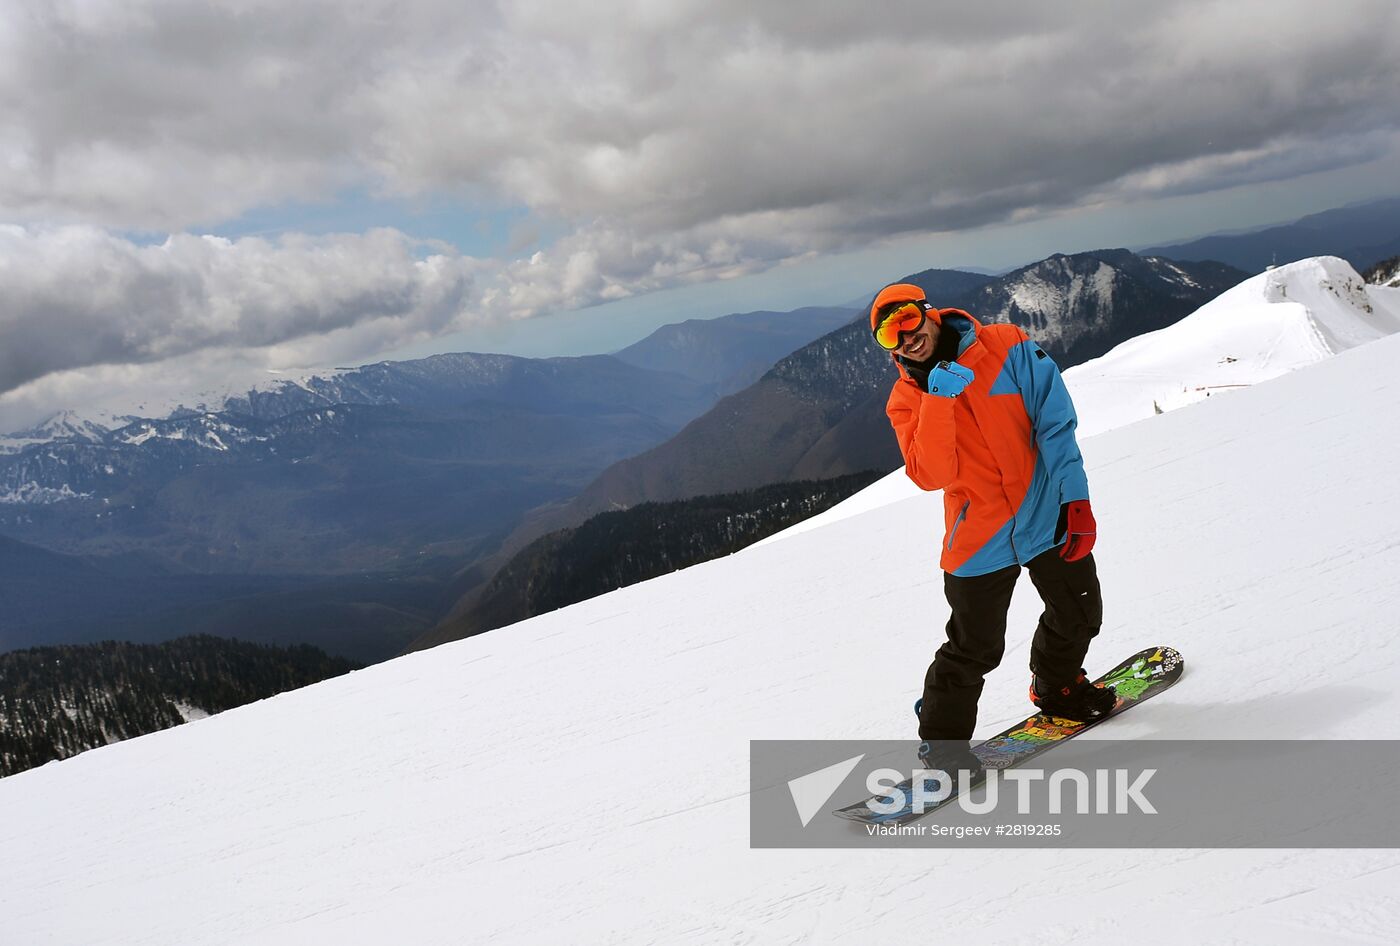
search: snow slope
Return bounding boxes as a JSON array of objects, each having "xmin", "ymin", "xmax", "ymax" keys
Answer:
[
  {"xmin": 1066, "ymin": 255, "xmax": 1400, "ymax": 437},
  {"xmin": 4, "ymin": 333, "xmax": 1400, "ymax": 944}
]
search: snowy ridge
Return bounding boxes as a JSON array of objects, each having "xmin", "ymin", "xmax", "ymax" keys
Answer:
[
  {"xmin": 0, "ymin": 409, "xmax": 112, "ymax": 455},
  {"xmin": 966, "ymin": 250, "xmax": 1238, "ymax": 357},
  {"xmin": 1065, "ymin": 256, "xmax": 1400, "ymax": 436},
  {"xmin": 0, "ymin": 481, "xmax": 92, "ymax": 504},
  {"xmin": 1007, "ymin": 258, "xmax": 1118, "ymax": 322},
  {"xmin": 1154, "ymin": 258, "xmax": 1203, "ymax": 289},
  {"xmin": 0, "ymin": 366, "xmax": 351, "ymax": 453},
  {"xmin": 3, "ymin": 328, "xmax": 1400, "ymax": 941},
  {"xmin": 116, "ymin": 413, "xmax": 267, "ymax": 451},
  {"xmin": 157, "ymin": 363, "xmax": 357, "ymax": 421}
]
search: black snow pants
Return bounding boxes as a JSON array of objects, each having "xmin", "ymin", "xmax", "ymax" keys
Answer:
[{"xmin": 917, "ymin": 548, "xmax": 1103, "ymax": 742}]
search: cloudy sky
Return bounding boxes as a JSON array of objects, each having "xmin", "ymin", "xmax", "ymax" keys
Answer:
[{"xmin": 2, "ymin": 0, "xmax": 1398, "ymax": 430}]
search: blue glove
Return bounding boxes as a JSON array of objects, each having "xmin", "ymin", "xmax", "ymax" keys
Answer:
[{"xmin": 927, "ymin": 361, "xmax": 974, "ymax": 398}]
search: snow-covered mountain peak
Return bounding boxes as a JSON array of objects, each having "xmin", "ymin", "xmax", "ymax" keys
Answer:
[
  {"xmin": 944, "ymin": 249, "xmax": 1244, "ymax": 371},
  {"xmin": 6, "ymin": 409, "xmax": 110, "ymax": 441},
  {"xmin": 1255, "ymin": 255, "xmax": 1394, "ymax": 348},
  {"xmin": 0, "ymin": 409, "xmax": 113, "ymax": 455},
  {"xmin": 1063, "ymin": 255, "xmax": 1400, "ymax": 437}
]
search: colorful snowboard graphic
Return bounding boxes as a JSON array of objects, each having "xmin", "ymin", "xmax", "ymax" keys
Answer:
[{"xmin": 833, "ymin": 646, "xmax": 1184, "ymax": 826}]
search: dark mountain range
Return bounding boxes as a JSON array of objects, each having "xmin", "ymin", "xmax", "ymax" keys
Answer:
[
  {"xmin": 1, "ymin": 305, "xmax": 875, "ymax": 661},
  {"xmin": 1141, "ymin": 196, "xmax": 1400, "ymax": 274},
  {"xmin": 1364, "ymin": 254, "xmax": 1400, "ymax": 287},
  {"xmin": 612, "ymin": 305, "xmax": 861, "ymax": 396},
  {"xmin": 0, "ymin": 635, "xmax": 359, "ymax": 778},
  {"xmin": 952, "ymin": 249, "xmax": 1245, "ymax": 365},
  {"xmin": 218, "ymin": 352, "xmax": 711, "ymax": 424},
  {"xmin": 411, "ymin": 471, "xmax": 884, "ymax": 649},
  {"xmin": 887, "ymin": 267, "xmax": 1000, "ymax": 301},
  {"xmin": 0, "ymin": 352, "xmax": 717, "ymax": 575},
  {"xmin": 492, "ymin": 251, "xmax": 1244, "ymax": 551}
]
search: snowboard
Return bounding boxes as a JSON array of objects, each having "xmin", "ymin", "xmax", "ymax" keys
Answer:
[{"xmin": 832, "ymin": 645, "xmax": 1184, "ymax": 826}]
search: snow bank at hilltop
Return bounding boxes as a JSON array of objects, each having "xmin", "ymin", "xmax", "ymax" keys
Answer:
[{"xmin": 1065, "ymin": 255, "xmax": 1400, "ymax": 437}]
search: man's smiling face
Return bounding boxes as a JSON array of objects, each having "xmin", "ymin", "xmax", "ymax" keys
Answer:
[{"xmin": 894, "ymin": 314, "xmax": 940, "ymax": 363}]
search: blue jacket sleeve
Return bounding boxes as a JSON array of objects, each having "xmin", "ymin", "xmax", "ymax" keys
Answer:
[{"xmin": 1007, "ymin": 331, "xmax": 1090, "ymax": 504}]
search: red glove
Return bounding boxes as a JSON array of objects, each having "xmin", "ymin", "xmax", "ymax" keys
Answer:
[{"xmin": 1058, "ymin": 500, "xmax": 1096, "ymax": 561}]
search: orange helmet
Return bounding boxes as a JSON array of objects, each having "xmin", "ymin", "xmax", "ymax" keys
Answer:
[{"xmin": 870, "ymin": 283, "xmax": 940, "ymax": 350}]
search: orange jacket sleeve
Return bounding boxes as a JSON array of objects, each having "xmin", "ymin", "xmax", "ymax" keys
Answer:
[{"xmin": 885, "ymin": 380, "xmax": 958, "ymax": 491}]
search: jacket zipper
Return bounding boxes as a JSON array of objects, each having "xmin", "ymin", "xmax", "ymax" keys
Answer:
[{"xmin": 947, "ymin": 499, "xmax": 970, "ymax": 551}]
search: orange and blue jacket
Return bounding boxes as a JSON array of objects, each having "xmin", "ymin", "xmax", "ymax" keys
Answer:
[{"xmin": 886, "ymin": 310, "xmax": 1090, "ymax": 577}]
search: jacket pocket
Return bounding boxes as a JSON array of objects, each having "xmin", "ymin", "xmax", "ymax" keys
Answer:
[{"xmin": 947, "ymin": 498, "xmax": 970, "ymax": 551}]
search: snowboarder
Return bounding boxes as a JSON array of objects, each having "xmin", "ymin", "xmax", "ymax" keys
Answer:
[{"xmin": 869, "ymin": 283, "xmax": 1116, "ymax": 777}]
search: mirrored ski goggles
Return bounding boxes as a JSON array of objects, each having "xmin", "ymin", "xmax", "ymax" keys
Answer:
[{"xmin": 872, "ymin": 301, "xmax": 928, "ymax": 350}]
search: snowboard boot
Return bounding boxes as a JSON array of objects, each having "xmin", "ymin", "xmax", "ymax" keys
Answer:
[
  {"xmin": 916, "ymin": 739, "xmax": 986, "ymax": 784},
  {"xmin": 1029, "ymin": 669, "xmax": 1117, "ymax": 722}
]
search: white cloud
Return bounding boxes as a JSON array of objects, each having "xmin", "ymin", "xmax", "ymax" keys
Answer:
[
  {"xmin": 5, "ymin": 0, "xmax": 1397, "ymax": 235},
  {"xmin": 0, "ymin": 225, "xmax": 480, "ymax": 393}
]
